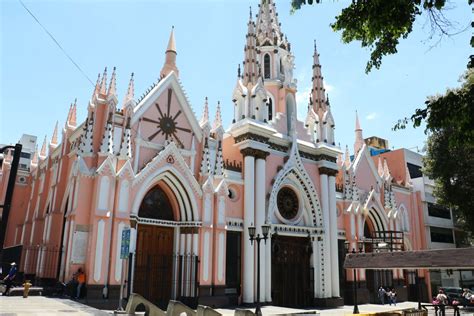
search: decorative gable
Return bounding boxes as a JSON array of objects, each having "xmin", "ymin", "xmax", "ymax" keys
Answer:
[{"xmin": 132, "ymin": 72, "xmax": 202, "ymax": 148}]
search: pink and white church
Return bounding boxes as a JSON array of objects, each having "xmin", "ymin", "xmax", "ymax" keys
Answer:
[{"xmin": 0, "ymin": 0, "xmax": 430, "ymax": 308}]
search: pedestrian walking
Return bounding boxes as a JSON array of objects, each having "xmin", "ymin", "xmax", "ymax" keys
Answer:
[
  {"xmin": 378, "ymin": 286, "xmax": 386, "ymax": 305},
  {"xmin": 390, "ymin": 288, "xmax": 397, "ymax": 306},
  {"xmin": 3, "ymin": 262, "xmax": 17, "ymax": 296}
]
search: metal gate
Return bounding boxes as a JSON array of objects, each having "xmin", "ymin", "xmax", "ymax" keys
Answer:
[{"xmin": 271, "ymin": 235, "xmax": 313, "ymax": 307}]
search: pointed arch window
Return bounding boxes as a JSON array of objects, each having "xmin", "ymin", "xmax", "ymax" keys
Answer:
[
  {"xmin": 264, "ymin": 54, "xmax": 271, "ymax": 79},
  {"xmin": 267, "ymin": 98, "xmax": 273, "ymax": 121}
]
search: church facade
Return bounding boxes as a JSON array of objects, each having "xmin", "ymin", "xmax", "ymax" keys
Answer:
[{"xmin": 0, "ymin": 0, "xmax": 430, "ymax": 308}]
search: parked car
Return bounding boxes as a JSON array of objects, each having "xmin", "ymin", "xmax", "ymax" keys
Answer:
[{"xmin": 439, "ymin": 287, "xmax": 463, "ymax": 304}]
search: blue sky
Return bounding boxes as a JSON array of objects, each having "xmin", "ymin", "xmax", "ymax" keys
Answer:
[{"xmin": 1, "ymin": 0, "xmax": 471, "ymax": 154}]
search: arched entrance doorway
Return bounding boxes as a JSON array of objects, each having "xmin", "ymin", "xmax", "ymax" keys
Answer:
[
  {"xmin": 271, "ymin": 234, "xmax": 313, "ymax": 307},
  {"xmin": 133, "ymin": 185, "xmax": 175, "ymax": 309},
  {"xmin": 364, "ymin": 211, "xmax": 393, "ymax": 302}
]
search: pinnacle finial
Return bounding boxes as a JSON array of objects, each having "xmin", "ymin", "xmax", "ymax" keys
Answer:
[
  {"xmin": 107, "ymin": 66, "xmax": 117, "ymax": 97},
  {"xmin": 51, "ymin": 121, "xmax": 59, "ymax": 145},
  {"xmin": 123, "ymin": 72, "xmax": 135, "ymax": 107},
  {"xmin": 40, "ymin": 135, "xmax": 47, "ymax": 158},
  {"xmin": 249, "ymin": 6, "xmax": 252, "ymax": 19},
  {"xmin": 237, "ymin": 64, "xmax": 241, "ymax": 78},
  {"xmin": 355, "ymin": 110, "xmax": 361, "ymax": 131},
  {"xmin": 99, "ymin": 67, "xmax": 108, "ymax": 95}
]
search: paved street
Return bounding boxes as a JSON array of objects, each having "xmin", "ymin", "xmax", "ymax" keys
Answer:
[{"xmin": 1, "ymin": 297, "xmax": 473, "ymax": 316}]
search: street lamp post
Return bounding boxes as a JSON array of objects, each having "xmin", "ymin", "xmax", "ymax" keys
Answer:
[
  {"xmin": 352, "ymin": 248, "xmax": 359, "ymax": 314},
  {"xmin": 248, "ymin": 224, "xmax": 270, "ymax": 316}
]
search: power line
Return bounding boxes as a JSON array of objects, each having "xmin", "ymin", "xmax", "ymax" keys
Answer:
[{"xmin": 18, "ymin": 0, "xmax": 95, "ymax": 87}]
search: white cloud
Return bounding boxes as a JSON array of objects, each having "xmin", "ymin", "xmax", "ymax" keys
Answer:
[
  {"xmin": 366, "ymin": 112, "xmax": 377, "ymax": 120},
  {"xmin": 325, "ymin": 83, "xmax": 335, "ymax": 92},
  {"xmin": 296, "ymin": 86, "xmax": 311, "ymax": 120}
]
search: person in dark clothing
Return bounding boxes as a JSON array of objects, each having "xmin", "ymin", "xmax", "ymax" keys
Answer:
[{"xmin": 3, "ymin": 262, "xmax": 17, "ymax": 296}]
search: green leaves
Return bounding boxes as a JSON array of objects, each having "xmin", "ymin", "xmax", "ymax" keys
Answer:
[{"xmin": 290, "ymin": 0, "xmax": 450, "ymax": 73}]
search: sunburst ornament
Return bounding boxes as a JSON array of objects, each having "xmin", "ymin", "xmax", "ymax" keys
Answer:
[{"xmin": 143, "ymin": 88, "xmax": 191, "ymax": 147}]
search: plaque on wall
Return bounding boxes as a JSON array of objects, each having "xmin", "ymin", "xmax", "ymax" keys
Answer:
[{"xmin": 71, "ymin": 231, "xmax": 88, "ymax": 264}]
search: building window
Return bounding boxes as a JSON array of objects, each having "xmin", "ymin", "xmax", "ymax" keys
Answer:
[
  {"xmin": 428, "ymin": 203, "xmax": 451, "ymax": 219},
  {"xmin": 264, "ymin": 54, "xmax": 271, "ymax": 79},
  {"xmin": 267, "ymin": 98, "xmax": 273, "ymax": 121},
  {"xmin": 430, "ymin": 226, "xmax": 454, "ymax": 243},
  {"xmin": 407, "ymin": 162, "xmax": 422, "ymax": 178},
  {"xmin": 20, "ymin": 152, "xmax": 31, "ymax": 159}
]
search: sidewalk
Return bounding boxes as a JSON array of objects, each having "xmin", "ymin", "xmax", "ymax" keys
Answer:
[{"xmin": 0, "ymin": 296, "xmax": 108, "ymax": 316}]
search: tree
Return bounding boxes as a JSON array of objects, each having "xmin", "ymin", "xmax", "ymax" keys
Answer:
[
  {"xmin": 418, "ymin": 70, "xmax": 473, "ymax": 237},
  {"xmin": 290, "ymin": 1, "xmax": 474, "ymax": 236},
  {"xmin": 291, "ymin": 0, "xmax": 471, "ymax": 73}
]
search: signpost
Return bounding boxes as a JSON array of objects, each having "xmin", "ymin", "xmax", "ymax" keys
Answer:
[{"xmin": 118, "ymin": 227, "xmax": 131, "ymax": 311}]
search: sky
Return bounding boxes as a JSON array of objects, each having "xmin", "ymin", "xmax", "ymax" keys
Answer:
[{"xmin": 0, "ymin": 0, "xmax": 471, "ymax": 154}]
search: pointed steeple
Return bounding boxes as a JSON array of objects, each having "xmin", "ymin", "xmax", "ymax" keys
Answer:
[
  {"xmin": 243, "ymin": 8, "xmax": 259, "ymax": 86},
  {"xmin": 200, "ymin": 97, "xmax": 210, "ymax": 126},
  {"xmin": 344, "ymin": 145, "xmax": 351, "ymax": 169},
  {"xmin": 255, "ymin": 0, "xmax": 286, "ymax": 48},
  {"xmin": 39, "ymin": 136, "xmax": 47, "ymax": 158},
  {"xmin": 160, "ymin": 26, "xmax": 179, "ymax": 78},
  {"xmin": 70, "ymin": 99, "xmax": 77, "ymax": 127},
  {"xmin": 92, "ymin": 73, "xmax": 101, "ymax": 100},
  {"xmin": 100, "ymin": 112, "xmax": 114, "ymax": 155},
  {"xmin": 99, "ymin": 67, "xmax": 108, "ymax": 96},
  {"xmin": 311, "ymin": 40, "xmax": 326, "ymax": 114},
  {"xmin": 80, "ymin": 112, "xmax": 94, "ymax": 155},
  {"xmin": 50, "ymin": 121, "xmax": 59, "ymax": 146},
  {"xmin": 122, "ymin": 73, "xmax": 135, "ymax": 108},
  {"xmin": 31, "ymin": 145, "xmax": 39, "ymax": 166},
  {"xmin": 214, "ymin": 140, "xmax": 224, "ymax": 177},
  {"xmin": 200, "ymin": 137, "xmax": 210, "ymax": 176},
  {"xmin": 119, "ymin": 117, "xmax": 132, "ymax": 159},
  {"xmin": 213, "ymin": 101, "xmax": 222, "ymax": 130},
  {"xmin": 354, "ymin": 111, "xmax": 364, "ymax": 155},
  {"xmin": 107, "ymin": 67, "xmax": 117, "ymax": 99}
]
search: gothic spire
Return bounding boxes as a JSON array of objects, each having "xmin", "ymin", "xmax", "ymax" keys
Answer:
[
  {"xmin": 122, "ymin": 73, "xmax": 135, "ymax": 108},
  {"xmin": 354, "ymin": 111, "xmax": 364, "ymax": 155},
  {"xmin": 51, "ymin": 121, "xmax": 59, "ymax": 146},
  {"xmin": 213, "ymin": 101, "xmax": 223, "ymax": 130},
  {"xmin": 39, "ymin": 136, "xmax": 47, "ymax": 158},
  {"xmin": 243, "ymin": 9, "xmax": 259, "ymax": 86},
  {"xmin": 311, "ymin": 40, "xmax": 326, "ymax": 113},
  {"xmin": 200, "ymin": 97, "xmax": 210, "ymax": 126},
  {"xmin": 31, "ymin": 145, "xmax": 39, "ymax": 166},
  {"xmin": 119, "ymin": 117, "xmax": 132, "ymax": 160},
  {"xmin": 70, "ymin": 98, "xmax": 77, "ymax": 127},
  {"xmin": 107, "ymin": 67, "xmax": 117, "ymax": 98},
  {"xmin": 100, "ymin": 112, "xmax": 114, "ymax": 155},
  {"xmin": 160, "ymin": 26, "xmax": 179, "ymax": 78},
  {"xmin": 92, "ymin": 73, "xmax": 101, "ymax": 101},
  {"xmin": 255, "ymin": 0, "xmax": 285, "ymax": 47},
  {"xmin": 344, "ymin": 144, "xmax": 351, "ymax": 169},
  {"xmin": 200, "ymin": 137, "xmax": 211, "ymax": 176},
  {"xmin": 99, "ymin": 67, "xmax": 108, "ymax": 96},
  {"xmin": 214, "ymin": 140, "xmax": 224, "ymax": 177}
]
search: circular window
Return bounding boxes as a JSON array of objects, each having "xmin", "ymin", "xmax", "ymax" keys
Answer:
[
  {"xmin": 277, "ymin": 187, "xmax": 299, "ymax": 220},
  {"xmin": 228, "ymin": 187, "xmax": 239, "ymax": 201}
]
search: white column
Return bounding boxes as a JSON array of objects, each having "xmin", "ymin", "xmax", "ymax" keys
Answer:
[
  {"xmin": 265, "ymin": 232, "xmax": 272, "ymax": 302},
  {"xmin": 243, "ymin": 154, "xmax": 255, "ymax": 303},
  {"xmin": 328, "ymin": 175, "xmax": 340, "ymax": 297},
  {"xmin": 319, "ymin": 173, "xmax": 332, "ymax": 297},
  {"xmin": 255, "ymin": 158, "xmax": 266, "ymax": 302},
  {"xmin": 312, "ymin": 237, "xmax": 322, "ymax": 298},
  {"xmin": 172, "ymin": 227, "xmax": 180, "ymax": 299}
]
